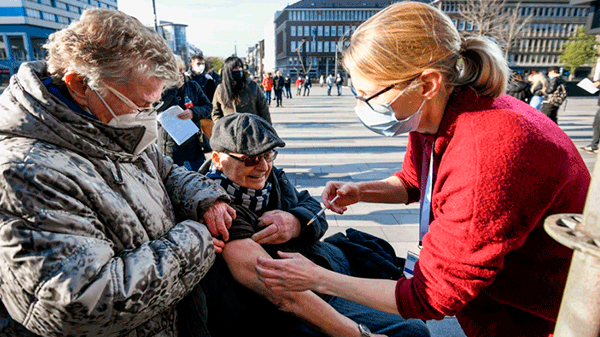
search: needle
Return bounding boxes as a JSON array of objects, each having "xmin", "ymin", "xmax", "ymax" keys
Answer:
[{"xmin": 306, "ymin": 195, "xmax": 340, "ymax": 227}]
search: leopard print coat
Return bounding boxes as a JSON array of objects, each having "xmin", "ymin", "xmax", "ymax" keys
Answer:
[{"xmin": 0, "ymin": 62, "xmax": 228, "ymax": 336}]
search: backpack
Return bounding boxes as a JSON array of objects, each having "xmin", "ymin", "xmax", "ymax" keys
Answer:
[{"xmin": 549, "ymin": 83, "xmax": 567, "ymax": 107}]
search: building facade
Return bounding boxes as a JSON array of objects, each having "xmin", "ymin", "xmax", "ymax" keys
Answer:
[
  {"xmin": 273, "ymin": 0, "xmax": 593, "ymax": 80},
  {"xmin": 436, "ymin": 0, "xmax": 591, "ymax": 74},
  {"xmin": 0, "ymin": 0, "xmax": 118, "ymax": 79},
  {"xmin": 157, "ymin": 21, "xmax": 188, "ymax": 62},
  {"xmin": 274, "ymin": 0, "xmax": 409, "ymax": 80}
]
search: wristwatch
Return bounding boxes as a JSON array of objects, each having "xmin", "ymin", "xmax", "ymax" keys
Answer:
[{"xmin": 358, "ymin": 323, "xmax": 372, "ymax": 337}]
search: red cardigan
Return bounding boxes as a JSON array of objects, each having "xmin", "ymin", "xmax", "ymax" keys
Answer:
[{"xmin": 394, "ymin": 88, "xmax": 591, "ymax": 336}]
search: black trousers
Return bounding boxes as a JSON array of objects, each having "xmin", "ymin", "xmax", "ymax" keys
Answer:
[{"xmin": 541, "ymin": 103, "xmax": 560, "ymax": 124}]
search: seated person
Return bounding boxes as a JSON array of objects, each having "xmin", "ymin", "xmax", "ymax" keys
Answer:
[{"xmin": 198, "ymin": 113, "xmax": 430, "ymax": 337}]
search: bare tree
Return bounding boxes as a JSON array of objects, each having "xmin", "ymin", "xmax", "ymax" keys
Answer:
[{"xmin": 457, "ymin": 0, "xmax": 533, "ymax": 58}]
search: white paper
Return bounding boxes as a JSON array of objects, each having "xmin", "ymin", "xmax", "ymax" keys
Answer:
[
  {"xmin": 157, "ymin": 105, "xmax": 199, "ymax": 145},
  {"xmin": 577, "ymin": 78, "xmax": 599, "ymax": 94}
]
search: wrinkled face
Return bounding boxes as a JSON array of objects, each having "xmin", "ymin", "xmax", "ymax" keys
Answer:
[{"xmin": 212, "ymin": 150, "xmax": 274, "ymax": 190}]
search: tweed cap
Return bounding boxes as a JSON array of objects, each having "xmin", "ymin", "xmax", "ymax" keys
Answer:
[{"xmin": 210, "ymin": 113, "xmax": 285, "ymax": 156}]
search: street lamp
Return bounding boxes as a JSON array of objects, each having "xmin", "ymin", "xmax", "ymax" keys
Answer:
[{"xmin": 152, "ymin": 0, "xmax": 158, "ymax": 31}]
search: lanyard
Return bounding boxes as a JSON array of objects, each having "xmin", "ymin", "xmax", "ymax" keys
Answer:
[{"xmin": 419, "ymin": 140, "xmax": 435, "ymax": 248}]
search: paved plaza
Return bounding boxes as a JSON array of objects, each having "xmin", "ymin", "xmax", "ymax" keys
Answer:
[{"xmin": 271, "ymin": 85, "xmax": 598, "ymax": 336}]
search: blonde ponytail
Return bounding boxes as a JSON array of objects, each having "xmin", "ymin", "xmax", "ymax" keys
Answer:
[{"xmin": 457, "ymin": 36, "xmax": 510, "ymax": 98}]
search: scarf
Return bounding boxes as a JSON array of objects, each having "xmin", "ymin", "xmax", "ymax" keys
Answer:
[{"xmin": 206, "ymin": 164, "xmax": 271, "ymax": 213}]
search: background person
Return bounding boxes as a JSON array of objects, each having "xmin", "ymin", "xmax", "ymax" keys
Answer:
[
  {"xmin": 157, "ymin": 55, "xmax": 213, "ymax": 171},
  {"xmin": 198, "ymin": 113, "xmax": 430, "ymax": 337},
  {"xmin": 0, "ymin": 9, "xmax": 235, "ymax": 337},
  {"xmin": 303, "ymin": 76, "xmax": 312, "ymax": 96},
  {"xmin": 212, "ymin": 56, "xmax": 271, "ymax": 124},
  {"xmin": 273, "ymin": 70, "xmax": 285, "ymax": 107},
  {"xmin": 189, "ymin": 53, "xmax": 217, "ymax": 102},
  {"xmin": 262, "ymin": 72, "xmax": 274, "ymax": 106},
  {"xmin": 284, "ymin": 74, "xmax": 293, "ymax": 99},
  {"xmin": 506, "ymin": 72, "xmax": 532, "ymax": 103},
  {"xmin": 540, "ymin": 66, "xmax": 567, "ymax": 124},
  {"xmin": 296, "ymin": 76, "xmax": 304, "ymax": 96},
  {"xmin": 335, "ymin": 73, "xmax": 344, "ymax": 96},
  {"xmin": 529, "ymin": 71, "xmax": 548, "ymax": 110},
  {"xmin": 327, "ymin": 73, "xmax": 335, "ymax": 96},
  {"xmin": 581, "ymin": 80, "xmax": 600, "ymax": 154},
  {"xmin": 256, "ymin": 2, "xmax": 591, "ymax": 337}
]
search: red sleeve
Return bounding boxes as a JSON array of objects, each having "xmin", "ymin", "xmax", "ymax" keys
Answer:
[
  {"xmin": 394, "ymin": 132, "xmax": 424, "ymax": 204},
  {"xmin": 394, "ymin": 110, "xmax": 589, "ymax": 320}
]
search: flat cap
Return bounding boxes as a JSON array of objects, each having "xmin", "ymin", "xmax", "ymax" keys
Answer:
[{"xmin": 210, "ymin": 113, "xmax": 285, "ymax": 156}]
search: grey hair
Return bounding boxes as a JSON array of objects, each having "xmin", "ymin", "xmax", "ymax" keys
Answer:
[{"xmin": 44, "ymin": 8, "xmax": 178, "ymax": 93}]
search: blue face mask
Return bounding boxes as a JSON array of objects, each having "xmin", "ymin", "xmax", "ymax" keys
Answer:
[{"xmin": 354, "ymin": 83, "xmax": 425, "ymax": 137}]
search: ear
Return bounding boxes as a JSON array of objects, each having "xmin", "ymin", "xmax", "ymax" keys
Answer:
[
  {"xmin": 211, "ymin": 152, "xmax": 224, "ymax": 171},
  {"xmin": 64, "ymin": 72, "xmax": 89, "ymax": 106},
  {"xmin": 418, "ymin": 69, "xmax": 444, "ymax": 101}
]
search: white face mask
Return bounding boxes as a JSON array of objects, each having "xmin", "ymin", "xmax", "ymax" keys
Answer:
[
  {"xmin": 193, "ymin": 64, "xmax": 205, "ymax": 74},
  {"xmin": 354, "ymin": 82, "xmax": 425, "ymax": 137},
  {"xmin": 92, "ymin": 88, "xmax": 158, "ymax": 155}
]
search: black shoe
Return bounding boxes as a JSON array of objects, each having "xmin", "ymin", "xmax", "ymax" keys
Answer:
[{"xmin": 581, "ymin": 145, "xmax": 599, "ymax": 154}]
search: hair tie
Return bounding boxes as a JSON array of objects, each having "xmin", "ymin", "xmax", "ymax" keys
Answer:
[{"xmin": 459, "ymin": 39, "xmax": 468, "ymax": 55}]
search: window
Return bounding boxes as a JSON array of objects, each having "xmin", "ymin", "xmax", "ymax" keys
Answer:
[
  {"xmin": 311, "ymin": 41, "xmax": 315, "ymax": 52},
  {"xmin": 301, "ymin": 11, "xmax": 306, "ymax": 20},
  {"xmin": 338, "ymin": 26, "xmax": 343, "ymax": 36},
  {"xmin": 324, "ymin": 41, "xmax": 329, "ymax": 52},
  {"xmin": 318, "ymin": 26, "xmax": 323, "ymax": 36},
  {"xmin": 317, "ymin": 41, "xmax": 323, "ymax": 52},
  {"xmin": 291, "ymin": 41, "xmax": 296, "ymax": 52},
  {"xmin": 57, "ymin": 15, "xmax": 69, "ymax": 24},
  {"xmin": 458, "ymin": 20, "xmax": 465, "ymax": 30},
  {"xmin": 55, "ymin": 1, "xmax": 67, "ymax": 10},
  {"xmin": 466, "ymin": 21, "xmax": 473, "ymax": 31},
  {"xmin": 0, "ymin": 37, "xmax": 6, "ymax": 60},
  {"xmin": 331, "ymin": 26, "xmax": 336, "ymax": 36},
  {"xmin": 331, "ymin": 41, "xmax": 337, "ymax": 53},
  {"xmin": 324, "ymin": 26, "xmax": 330, "ymax": 36},
  {"xmin": 304, "ymin": 26, "xmax": 309, "ymax": 36},
  {"xmin": 40, "ymin": 0, "xmax": 52, "ymax": 5},
  {"xmin": 42, "ymin": 12, "xmax": 56, "ymax": 22},
  {"xmin": 26, "ymin": 8, "xmax": 42, "ymax": 19},
  {"xmin": 311, "ymin": 26, "xmax": 316, "ymax": 36},
  {"xmin": 291, "ymin": 26, "xmax": 296, "ymax": 36},
  {"xmin": 452, "ymin": 19, "xmax": 457, "ymax": 27}
]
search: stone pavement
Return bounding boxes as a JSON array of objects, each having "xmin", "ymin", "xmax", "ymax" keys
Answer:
[{"xmin": 270, "ymin": 85, "xmax": 598, "ymax": 336}]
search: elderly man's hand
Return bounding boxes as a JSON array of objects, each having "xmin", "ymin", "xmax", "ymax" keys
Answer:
[
  {"xmin": 178, "ymin": 109, "xmax": 193, "ymax": 120},
  {"xmin": 252, "ymin": 210, "xmax": 301, "ymax": 245},
  {"xmin": 203, "ymin": 200, "xmax": 236, "ymax": 242}
]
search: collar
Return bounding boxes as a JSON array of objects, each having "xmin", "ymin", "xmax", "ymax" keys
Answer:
[{"xmin": 43, "ymin": 78, "xmax": 98, "ymax": 120}]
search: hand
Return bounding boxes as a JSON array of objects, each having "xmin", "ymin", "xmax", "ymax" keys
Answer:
[
  {"xmin": 256, "ymin": 251, "xmax": 324, "ymax": 293},
  {"xmin": 252, "ymin": 210, "xmax": 301, "ymax": 245},
  {"xmin": 178, "ymin": 109, "xmax": 193, "ymax": 120},
  {"xmin": 212, "ymin": 237, "xmax": 225, "ymax": 254},
  {"xmin": 322, "ymin": 181, "xmax": 360, "ymax": 214},
  {"xmin": 202, "ymin": 201, "xmax": 236, "ymax": 242}
]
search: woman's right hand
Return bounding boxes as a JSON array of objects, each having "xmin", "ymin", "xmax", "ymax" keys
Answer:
[{"xmin": 322, "ymin": 181, "xmax": 360, "ymax": 214}]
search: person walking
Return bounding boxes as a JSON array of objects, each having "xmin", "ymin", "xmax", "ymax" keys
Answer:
[
  {"xmin": 255, "ymin": 2, "xmax": 591, "ymax": 337},
  {"xmin": 506, "ymin": 73, "xmax": 532, "ymax": 103},
  {"xmin": 335, "ymin": 73, "xmax": 344, "ymax": 96},
  {"xmin": 327, "ymin": 73, "xmax": 335, "ymax": 96},
  {"xmin": 262, "ymin": 72, "xmax": 273, "ymax": 106},
  {"xmin": 212, "ymin": 56, "xmax": 271, "ymax": 124},
  {"xmin": 189, "ymin": 53, "xmax": 217, "ymax": 102},
  {"xmin": 284, "ymin": 74, "xmax": 292, "ymax": 99},
  {"xmin": 529, "ymin": 72, "xmax": 548, "ymax": 110},
  {"xmin": 540, "ymin": 66, "xmax": 567, "ymax": 124},
  {"xmin": 295, "ymin": 76, "xmax": 304, "ymax": 96},
  {"xmin": 273, "ymin": 70, "xmax": 285, "ymax": 107},
  {"xmin": 303, "ymin": 76, "xmax": 312, "ymax": 96},
  {"xmin": 0, "ymin": 8, "xmax": 235, "ymax": 336},
  {"xmin": 319, "ymin": 74, "xmax": 325, "ymax": 87},
  {"xmin": 581, "ymin": 80, "xmax": 600, "ymax": 154}
]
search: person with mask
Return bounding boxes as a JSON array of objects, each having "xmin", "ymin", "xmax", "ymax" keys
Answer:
[
  {"xmin": 157, "ymin": 55, "xmax": 213, "ymax": 171},
  {"xmin": 212, "ymin": 57, "xmax": 271, "ymax": 124},
  {"xmin": 255, "ymin": 2, "xmax": 591, "ymax": 337},
  {"xmin": 0, "ymin": 9, "xmax": 236, "ymax": 337},
  {"xmin": 284, "ymin": 74, "xmax": 292, "ymax": 99},
  {"xmin": 189, "ymin": 53, "xmax": 217, "ymax": 102},
  {"xmin": 273, "ymin": 70, "xmax": 285, "ymax": 107}
]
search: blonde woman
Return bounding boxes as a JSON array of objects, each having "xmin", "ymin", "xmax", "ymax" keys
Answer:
[
  {"xmin": 529, "ymin": 71, "xmax": 548, "ymax": 110},
  {"xmin": 256, "ymin": 2, "xmax": 590, "ymax": 337}
]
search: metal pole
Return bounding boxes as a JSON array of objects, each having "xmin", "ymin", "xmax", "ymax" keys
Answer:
[
  {"xmin": 152, "ymin": 0, "xmax": 158, "ymax": 31},
  {"xmin": 334, "ymin": 41, "xmax": 338, "ymax": 77},
  {"xmin": 545, "ymin": 151, "xmax": 600, "ymax": 337}
]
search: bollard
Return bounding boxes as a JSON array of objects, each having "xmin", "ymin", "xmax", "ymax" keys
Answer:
[{"xmin": 545, "ymin": 151, "xmax": 600, "ymax": 337}]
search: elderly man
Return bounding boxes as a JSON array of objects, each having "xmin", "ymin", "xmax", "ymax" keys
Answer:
[
  {"xmin": 197, "ymin": 113, "xmax": 430, "ymax": 337},
  {"xmin": 0, "ymin": 9, "xmax": 234, "ymax": 337}
]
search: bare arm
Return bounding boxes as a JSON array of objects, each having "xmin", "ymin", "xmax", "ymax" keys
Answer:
[
  {"xmin": 257, "ymin": 251, "xmax": 400, "ymax": 315},
  {"xmin": 223, "ymin": 239, "xmax": 377, "ymax": 337}
]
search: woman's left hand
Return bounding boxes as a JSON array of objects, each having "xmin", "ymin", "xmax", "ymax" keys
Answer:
[
  {"xmin": 256, "ymin": 251, "xmax": 324, "ymax": 293},
  {"xmin": 178, "ymin": 109, "xmax": 193, "ymax": 120}
]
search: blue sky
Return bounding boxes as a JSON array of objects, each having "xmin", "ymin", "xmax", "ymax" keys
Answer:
[{"xmin": 119, "ymin": 0, "xmax": 293, "ymax": 58}]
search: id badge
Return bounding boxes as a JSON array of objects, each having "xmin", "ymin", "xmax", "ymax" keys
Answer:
[{"xmin": 404, "ymin": 250, "xmax": 419, "ymax": 279}]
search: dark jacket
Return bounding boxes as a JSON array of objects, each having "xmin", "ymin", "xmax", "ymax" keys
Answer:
[
  {"xmin": 191, "ymin": 72, "xmax": 217, "ymax": 102},
  {"xmin": 211, "ymin": 79, "xmax": 271, "ymax": 124},
  {"xmin": 273, "ymin": 75, "xmax": 285, "ymax": 91},
  {"xmin": 544, "ymin": 75, "xmax": 566, "ymax": 100},
  {"xmin": 157, "ymin": 80, "xmax": 213, "ymax": 164},
  {"xmin": 506, "ymin": 80, "xmax": 532, "ymax": 103},
  {"xmin": 284, "ymin": 76, "xmax": 291, "ymax": 88}
]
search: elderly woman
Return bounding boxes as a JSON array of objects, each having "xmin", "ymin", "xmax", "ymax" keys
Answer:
[
  {"xmin": 0, "ymin": 9, "xmax": 235, "ymax": 337},
  {"xmin": 197, "ymin": 113, "xmax": 430, "ymax": 337},
  {"xmin": 211, "ymin": 56, "xmax": 271, "ymax": 124},
  {"xmin": 256, "ymin": 2, "xmax": 590, "ymax": 337}
]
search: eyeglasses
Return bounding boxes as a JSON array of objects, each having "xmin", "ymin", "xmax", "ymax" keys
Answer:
[
  {"xmin": 225, "ymin": 150, "xmax": 278, "ymax": 167},
  {"xmin": 105, "ymin": 86, "xmax": 164, "ymax": 116},
  {"xmin": 352, "ymin": 82, "xmax": 400, "ymax": 111}
]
